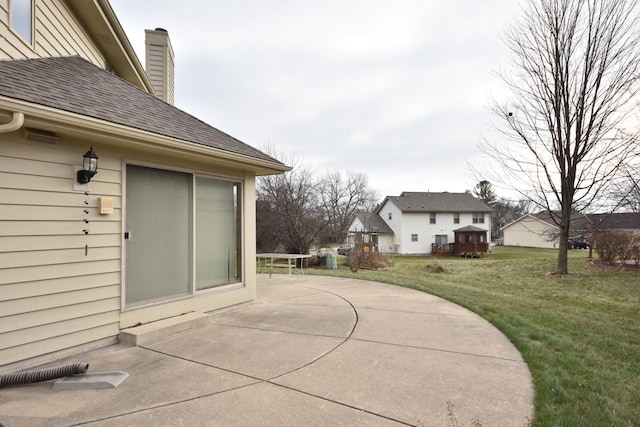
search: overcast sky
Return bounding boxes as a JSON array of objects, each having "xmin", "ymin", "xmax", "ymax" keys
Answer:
[{"xmin": 110, "ymin": 0, "xmax": 522, "ymax": 198}]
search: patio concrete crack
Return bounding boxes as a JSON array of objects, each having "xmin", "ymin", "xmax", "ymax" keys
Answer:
[
  {"xmin": 349, "ymin": 337, "xmax": 527, "ymax": 363},
  {"xmin": 207, "ymin": 321, "xmax": 351, "ymax": 339},
  {"xmin": 265, "ymin": 288, "xmax": 360, "ymax": 382},
  {"xmin": 70, "ymin": 288, "xmax": 364, "ymax": 427},
  {"xmin": 69, "ymin": 382, "xmax": 261, "ymax": 426},
  {"xmin": 264, "ymin": 381, "xmax": 415, "ymax": 427},
  {"xmin": 136, "ymin": 285, "xmax": 362, "ymax": 385},
  {"xmin": 138, "ymin": 346, "xmax": 265, "ymax": 382}
]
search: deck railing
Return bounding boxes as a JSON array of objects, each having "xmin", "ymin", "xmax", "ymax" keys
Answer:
[{"xmin": 431, "ymin": 243, "xmax": 489, "ymax": 256}]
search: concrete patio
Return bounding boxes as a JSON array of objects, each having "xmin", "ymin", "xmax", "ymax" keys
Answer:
[{"xmin": 0, "ymin": 275, "xmax": 534, "ymax": 426}]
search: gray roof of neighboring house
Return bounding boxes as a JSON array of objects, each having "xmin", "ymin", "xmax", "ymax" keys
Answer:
[
  {"xmin": 578, "ymin": 212, "xmax": 640, "ymax": 231},
  {"xmin": 0, "ymin": 56, "xmax": 284, "ymax": 166},
  {"xmin": 529, "ymin": 211, "xmax": 582, "ymax": 227},
  {"xmin": 504, "ymin": 211, "xmax": 640, "ymax": 231},
  {"xmin": 378, "ymin": 191, "xmax": 493, "ymax": 213},
  {"xmin": 353, "ymin": 212, "xmax": 394, "ymax": 234}
]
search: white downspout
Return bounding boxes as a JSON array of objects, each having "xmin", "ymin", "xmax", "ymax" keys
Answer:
[{"xmin": 0, "ymin": 112, "xmax": 25, "ymax": 133}]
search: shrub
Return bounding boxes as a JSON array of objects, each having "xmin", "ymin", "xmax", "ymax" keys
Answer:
[
  {"xmin": 425, "ymin": 260, "xmax": 448, "ymax": 273},
  {"xmin": 594, "ymin": 231, "xmax": 637, "ymax": 265},
  {"xmin": 343, "ymin": 250, "xmax": 393, "ymax": 270},
  {"xmin": 632, "ymin": 236, "xmax": 640, "ymax": 266}
]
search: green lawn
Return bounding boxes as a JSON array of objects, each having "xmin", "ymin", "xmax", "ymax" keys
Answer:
[{"xmin": 305, "ymin": 247, "xmax": 640, "ymax": 426}]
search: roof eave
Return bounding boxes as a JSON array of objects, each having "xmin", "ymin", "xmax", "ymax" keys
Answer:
[
  {"xmin": 401, "ymin": 207, "xmax": 493, "ymax": 213},
  {"xmin": 1, "ymin": 98, "xmax": 290, "ymax": 175}
]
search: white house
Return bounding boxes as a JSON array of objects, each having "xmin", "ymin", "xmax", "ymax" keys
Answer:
[
  {"xmin": 348, "ymin": 192, "xmax": 493, "ymax": 255},
  {"xmin": 0, "ymin": 0, "xmax": 288, "ymax": 370}
]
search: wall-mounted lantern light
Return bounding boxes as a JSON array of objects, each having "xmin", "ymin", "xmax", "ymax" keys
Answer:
[{"xmin": 76, "ymin": 146, "xmax": 98, "ymax": 184}]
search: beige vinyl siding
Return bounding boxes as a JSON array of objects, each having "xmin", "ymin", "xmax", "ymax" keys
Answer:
[
  {"xmin": 503, "ymin": 217, "xmax": 558, "ymax": 249},
  {"xmin": 146, "ymin": 43, "xmax": 175, "ymax": 104},
  {"xmin": 0, "ymin": 0, "xmax": 105, "ymax": 66},
  {"xmin": 1, "ymin": 259, "xmax": 120, "ymax": 285},
  {"xmin": 147, "ymin": 44, "xmax": 165, "ymax": 99},
  {"xmin": 0, "ymin": 233, "xmax": 120, "ymax": 252},
  {"xmin": 1, "ymin": 271, "xmax": 120, "ymax": 300},
  {"xmin": 1, "ymin": 324, "xmax": 117, "ymax": 368},
  {"xmin": 0, "ymin": 135, "xmax": 122, "ymax": 366},
  {"xmin": 0, "ymin": 297, "xmax": 120, "ymax": 334},
  {"xmin": 35, "ymin": 0, "xmax": 105, "ymax": 65},
  {"xmin": 167, "ymin": 51, "xmax": 174, "ymax": 104}
]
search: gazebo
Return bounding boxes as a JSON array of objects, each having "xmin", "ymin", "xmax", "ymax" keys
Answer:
[
  {"xmin": 432, "ymin": 225, "xmax": 489, "ymax": 257},
  {"xmin": 453, "ymin": 225, "xmax": 489, "ymax": 256}
]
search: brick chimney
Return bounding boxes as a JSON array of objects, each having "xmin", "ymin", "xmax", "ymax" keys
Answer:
[{"xmin": 145, "ymin": 28, "xmax": 175, "ymax": 105}]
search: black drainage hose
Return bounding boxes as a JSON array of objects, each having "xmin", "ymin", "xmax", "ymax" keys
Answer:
[{"xmin": 0, "ymin": 362, "xmax": 89, "ymax": 387}]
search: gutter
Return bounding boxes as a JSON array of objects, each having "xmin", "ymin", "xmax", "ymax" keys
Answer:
[
  {"xmin": 0, "ymin": 98, "xmax": 290, "ymax": 175},
  {"xmin": 0, "ymin": 112, "xmax": 24, "ymax": 133}
]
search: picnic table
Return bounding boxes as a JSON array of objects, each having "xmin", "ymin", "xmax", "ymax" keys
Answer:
[{"xmin": 256, "ymin": 253, "xmax": 312, "ymax": 279}]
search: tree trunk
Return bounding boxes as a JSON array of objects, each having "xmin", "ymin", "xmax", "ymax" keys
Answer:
[
  {"xmin": 557, "ymin": 204, "xmax": 571, "ymax": 274},
  {"xmin": 557, "ymin": 228, "xmax": 569, "ymax": 274}
]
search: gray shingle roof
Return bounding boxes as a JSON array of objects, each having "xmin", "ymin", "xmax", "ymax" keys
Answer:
[
  {"xmin": 0, "ymin": 56, "xmax": 283, "ymax": 166},
  {"xmin": 577, "ymin": 212, "xmax": 640, "ymax": 231},
  {"xmin": 379, "ymin": 192, "xmax": 492, "ymax": 213},
  {"xmin": 354, "ymin": 212, "xmax": 394, "ymax": 233},
  {"xmin": 509, "ymin": 211, "xmax": 640, "ymax": 231}
]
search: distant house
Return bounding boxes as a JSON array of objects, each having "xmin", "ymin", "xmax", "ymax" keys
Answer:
[
  {"xmin": 502, "ymin": 212, "xmax": 640, "ymax": 248},
  {"xmin": 0, "ymin": 0, "xmax": 288, "ymax": 369},
  {"xmin": 348, "ymin": 192, "xmax": 493, "ymax": 255},
  {"xmin": 501, "ymin": 213, "xmax": 561, "ymax": 248},
  {"xmin": 348, "ymin": 212, "xmax": 395, "ymax": 253}
]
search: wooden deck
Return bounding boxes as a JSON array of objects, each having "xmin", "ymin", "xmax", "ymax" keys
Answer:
[{"xmin": 431, "ymin": 243, "xmax": 489, "ymax": 257}]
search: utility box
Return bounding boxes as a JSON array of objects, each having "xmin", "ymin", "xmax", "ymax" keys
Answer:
[{"xmin": 99, "ymin": 197, "xmax": 114, "ymax": 214}]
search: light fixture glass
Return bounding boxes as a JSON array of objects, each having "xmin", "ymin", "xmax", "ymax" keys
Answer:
[{"xmin": 77, "ymin": 146, "xmax": 99, "ymax": 184}]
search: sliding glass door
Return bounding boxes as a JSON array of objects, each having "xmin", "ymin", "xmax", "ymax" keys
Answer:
[
  {"xmin": 125, "ymin": 164, "xmax": 243, "ymax": 307},
  {"xmin": 125, "ymin": 165, "xmax": 191, "ymax": 305},
  {"xmin": 195, "ymin": 177, "xmax": 241, "ymax": 289}
]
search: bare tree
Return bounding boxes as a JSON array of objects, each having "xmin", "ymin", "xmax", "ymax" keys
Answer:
[
  {"xmin": 483, "ymin": 0, "xmax": 640, "ymax": 274},
  {"xmin": 256, "ymin": 151, "xmax": 324, "ymax": 259},
  {"xmin": 256, "ymin": 146, "xmax": 381, "ymax": 258},
  {"xmin": 490, "ymin": 199, "xmax": 516, "ymax": 240},
  {"xmin": 469, "ymin": 181, "xmax": 535, "ymax": 240},
  {"xmin": 611, "ymin": 170, "xmax": 640, "ymax": 212},
  {"xmin": 317, "ymin": 171, "xmax": 379, "ymax": 244}
]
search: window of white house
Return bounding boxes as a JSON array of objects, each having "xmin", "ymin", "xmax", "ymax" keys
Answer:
[
  {"xmin": 473, "ymin": 212, "xmax": 485, "ymax": 224},
  {"xmin": 10, "ymin": 0, "xmax": 34, "ymax": 45},
  {"xmin": 388, "ymin": 212, "xmax": 392, "ymax": 220},
  {"xmin": 411, "ymin": 234, "xmax": 418, "ymax": 242},
  {"xmin": 453, "ymin": 213, "xmax": 460, "ymax": 224},
  {"xmin": 430, "ymin": 212, "xmax": 436, "ymax": 224},
  {"xmin": 435, "ymin": 234, "xmax": 448, "ymax": 245}
]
